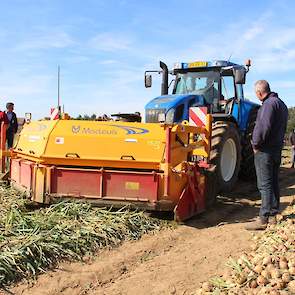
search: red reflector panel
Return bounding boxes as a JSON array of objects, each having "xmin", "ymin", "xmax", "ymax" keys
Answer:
[
  {"xmin": 103, "ymin": 172, "xmax": 158, "ymax": 202},
  {"xmin": 20, "ymin": 161, "xmax": 33, "ymax": 189},
  {"xmin": 51, "ymin": 169, "xmax": 101, "ymax": 197},
  {"xmin": 11, "ymin": 159, "xmax": 33, "ymax": 190},
  {"xmin": 11, "ymin": 159, "xmax": 21, "ymax": 183}
]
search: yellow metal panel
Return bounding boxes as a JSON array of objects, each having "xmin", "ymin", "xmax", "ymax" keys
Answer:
[
  {"xmin": 192, "ymin": 149, "xmax": 208, "ymax": 157},
  {"xmin": 32, "ymin": 166, "xmax": 46, "ymax": 203},
  {"xmin": 14, "ymin": 117, "xmax": 211, "ymax": 172},
  {"xmin": 15, "ymin": 121, "xmax": 58, "ymax": 158},
  {"xmin": 38, "ymin": 120, "xmax": 166, "ymax": 168}
]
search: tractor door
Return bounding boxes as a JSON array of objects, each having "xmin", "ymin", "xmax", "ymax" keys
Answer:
[{"xmin": 220, "ymin": 75, "xmax": 236, "ymax": 115}]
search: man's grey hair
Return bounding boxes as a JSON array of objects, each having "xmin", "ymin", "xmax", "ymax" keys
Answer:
[{"xmin": 255, "ymin": 80, "xmax": 271, "ymax": 94}]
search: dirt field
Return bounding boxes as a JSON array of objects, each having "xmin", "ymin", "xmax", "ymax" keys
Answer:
[{"xmin": 4, "ymin": 155, "xmax": 295, "ymax": 295}]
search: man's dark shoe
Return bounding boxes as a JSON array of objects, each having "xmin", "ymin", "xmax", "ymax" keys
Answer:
[
  {"xmin": 268, "ymin": 216, "xmax": 277, "ymax": 225},
  {"xmin": 245, "ymin": 217, "xmax": 268, "ymax": 230}
]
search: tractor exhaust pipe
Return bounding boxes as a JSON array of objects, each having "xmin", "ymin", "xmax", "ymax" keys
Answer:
[{"xmin": 160, "ymin": 61, "xmax": 168, "ymax": 96}]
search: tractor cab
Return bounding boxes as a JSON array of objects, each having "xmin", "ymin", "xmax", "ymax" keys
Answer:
[{"xmin": 145, "ymin": 60, "xmax": 250, "ymax": 129}]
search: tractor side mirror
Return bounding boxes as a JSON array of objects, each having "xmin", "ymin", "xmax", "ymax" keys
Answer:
[
  {"xmin": 234, "ymin": 68, "xmax": 246, "ymax": 84},
  {"xmin": 145, "ymin": 74, "xmax": 152, "ymax": 88}
]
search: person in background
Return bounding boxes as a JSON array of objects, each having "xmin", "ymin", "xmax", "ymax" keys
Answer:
[
  {"xmin": 289, "ymin": 129, "xmax": 295, "ymax": 168},
  {"xmin": 246, "ymin": 80, "xmax": 288, "ymax": 230},
  {"xmin": 0, "ymin": 109, "xmax": 8, "ymax": 129},
  {"xmin": 5, "ymin": 102, "xmax": 18, "ymax": 148}
]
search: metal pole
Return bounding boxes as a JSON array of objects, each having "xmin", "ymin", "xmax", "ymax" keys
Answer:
[{"xmin": 57, "ymin": 65, "xmax": 61, "ymax": 118}]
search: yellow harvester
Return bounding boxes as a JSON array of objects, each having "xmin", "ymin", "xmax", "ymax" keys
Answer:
[{"xmin": 6, "ymin": 112, "xmax": 213, "ymax": 221}]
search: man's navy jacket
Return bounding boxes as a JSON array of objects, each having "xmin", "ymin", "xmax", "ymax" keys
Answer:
[
  {"xmin": 252, "ymin": 92, "xmax": 288, "ymax": 153},
  {"xmin": 6, "ymin": 112, "xmax": 18, "ymax": 134}
]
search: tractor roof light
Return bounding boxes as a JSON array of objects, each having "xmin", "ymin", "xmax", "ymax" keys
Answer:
[
  {"xmin": 173, "ymin": 62, "xmax": 182, "ymax": 70},
  {"xmin": 173, "ymin": 61, "xmax": 209, "ymax": 70},
  {"xmin": 245, "ymin": 59, "xmax": 251, "ymax": 67},
  {"xmin": 245, "ymin": 59, "xmax": 251, "ymax": 72},
  {"xmin": 173, "ymin": 60, "xmax": 248, "ymax": 71}
]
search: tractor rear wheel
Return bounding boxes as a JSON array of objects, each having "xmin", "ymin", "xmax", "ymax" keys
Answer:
[
  {"xmin": 239, "ymin": 107, "xmax": 259, "ymax": 180},
  {"xmin": 210, "ymin": 121, "xmax": 241, "ymax": 193},
  {"xmin": 205, "ymin": 171, "xmax": 218, "ymax": 208}
]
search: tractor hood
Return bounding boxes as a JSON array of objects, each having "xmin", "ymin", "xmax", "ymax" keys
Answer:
[{"xmin": 145, "ymin": 94, "xmax": 205, "ymax": 110}]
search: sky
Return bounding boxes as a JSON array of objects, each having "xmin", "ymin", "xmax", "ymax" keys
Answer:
[{"xmin": 0, "ymin": 0, "xmax": 295, "ymax": 119}]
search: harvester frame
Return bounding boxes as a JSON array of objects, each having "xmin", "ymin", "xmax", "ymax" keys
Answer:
[{"xmin": 5, "ymin": 111, "xmax": 213, "ymax": 221}]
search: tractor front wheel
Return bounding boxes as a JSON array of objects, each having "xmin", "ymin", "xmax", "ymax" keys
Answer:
[{"xmin": 210, "ymin": 121, "xmax": 241, "ymax": 193}]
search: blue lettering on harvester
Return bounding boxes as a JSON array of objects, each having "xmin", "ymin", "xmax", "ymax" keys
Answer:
[
  {"xmin": 71, "ymin": 124, "xmax": 149, "ymax": 135},
  {"xmin": 108, "ymin": 125, "xmax": 149, "ymax": 135}
]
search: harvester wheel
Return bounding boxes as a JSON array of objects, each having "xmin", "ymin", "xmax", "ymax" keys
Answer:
[
  {"xmin": 239, "ymin": 107, "xmax": 259, "ymax": 180},
  {"xmin": 210, "ymin": 121, "xmax": 241, "ymax": 193}
]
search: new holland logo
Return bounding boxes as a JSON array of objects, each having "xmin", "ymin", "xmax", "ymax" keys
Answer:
[{"xmin": 72, "ymin": 125, "xmax": 81, "ymax": 134}]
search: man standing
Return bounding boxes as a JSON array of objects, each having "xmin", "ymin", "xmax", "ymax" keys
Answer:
[
  {"xmin": 6, "ymin": 102, "xmax": 18, "ymax": 148},
  {"xmin": 246, "ymin": 80, "xmax": 288, "ymax": 230},
  {"xmin": 289, "ymin": 129, "xmax": 295, "ymax": 168}
]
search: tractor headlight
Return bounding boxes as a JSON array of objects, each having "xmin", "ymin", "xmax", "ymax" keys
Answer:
[{"xmin": 165, "ymin": 109, "xmax": 175, "ymax": 124}]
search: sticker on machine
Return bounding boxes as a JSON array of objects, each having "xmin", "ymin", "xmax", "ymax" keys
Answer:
[
  {"xmin": 125, "ymin": 182, "xmax": 140, "ymax": 190},
  {"xmin": 125, "ymin": 138, "xmax": 137, "ymax": 142},
  {"xmin": 28, "ymin": 135, "xmax": 40, "ymax": 142},
  {"xmin": 55, "ymin": 137, "xmax": 64, "ymax": 144}
]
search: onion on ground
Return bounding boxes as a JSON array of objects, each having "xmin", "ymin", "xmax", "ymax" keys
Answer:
[{"xmin": 196, "ymin": 203, "xmax": 295, "ymax": 295}]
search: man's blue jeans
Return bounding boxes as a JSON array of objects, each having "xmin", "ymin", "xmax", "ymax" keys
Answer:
[
  {"xmin": 292, "ymin": 146, "xmax": 295, "ymax": 166},
  {"xmin": 254, "ymin": 150, "xmax": 281, "ymax": 222}
]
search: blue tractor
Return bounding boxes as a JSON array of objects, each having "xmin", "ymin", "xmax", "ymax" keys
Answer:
[{"xmin": 144, "ymin": 60, "xmax": 260, "ymax": 196}]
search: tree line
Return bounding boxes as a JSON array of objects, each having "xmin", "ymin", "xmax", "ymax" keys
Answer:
[
  {"xmin": 74, "ymin": 107, "xmax": 295, "ymax": 134},
  {"xmin": 287, "ymin": 107, "xmax": 295, "ymax": 134},
  {"xmin": 74, "ymin": 114, "xmax": 110, "ymax": 121}
]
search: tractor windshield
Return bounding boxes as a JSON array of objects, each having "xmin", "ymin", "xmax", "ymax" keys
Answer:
[{"xmin": 174, "ymin": 71, "xmax": 219, "ymax": 104}]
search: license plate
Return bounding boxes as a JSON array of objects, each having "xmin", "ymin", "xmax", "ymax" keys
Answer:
[{"xmin": 188, "ymin": 61, "xmax": 208, "ymax": 68}]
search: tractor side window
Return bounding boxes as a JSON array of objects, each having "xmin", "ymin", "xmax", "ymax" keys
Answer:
[
  {"xmin": 221, "ymin": 76, "xmax": 235, "ymax": 100},
  {"xmin": 175, "ymin": 104, "xmax": 184, "ymax": 122}
]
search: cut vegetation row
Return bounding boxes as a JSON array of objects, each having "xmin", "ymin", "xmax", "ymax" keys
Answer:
[{"xmin": 0, "ymin": 185, "xmax": 165, "ymax": 286}]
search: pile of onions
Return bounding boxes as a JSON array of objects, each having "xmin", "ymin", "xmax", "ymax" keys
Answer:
[{"xmin": 196, "ymin": 205, "xmax": 295, "ymax": 295}]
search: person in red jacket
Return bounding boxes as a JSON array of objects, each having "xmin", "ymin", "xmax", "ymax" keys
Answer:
[
  {"xmin": 0, "ymin": 110, "xmax": 8, "ymax": 126},
  {"xmin": 0, "ymin": 110, "xmax": 9, "ymax": 149}
]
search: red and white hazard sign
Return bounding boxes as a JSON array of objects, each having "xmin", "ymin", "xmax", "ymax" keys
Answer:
[
  {"xmin": 50, "ymin": 108, "xmax": 59, "ymax": 120},
  {"xmin": 189, "ymin": 107, "xmax": 207, "ymax": 127}
]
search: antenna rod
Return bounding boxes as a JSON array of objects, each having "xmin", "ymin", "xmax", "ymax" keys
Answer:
[
  {"xmin": 57, "ymin": 65, "xmax": 61, "ymax": 117},
  {"xmin": 227, "ymin": 53, "xmax": 233, "ymax": 62}
]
